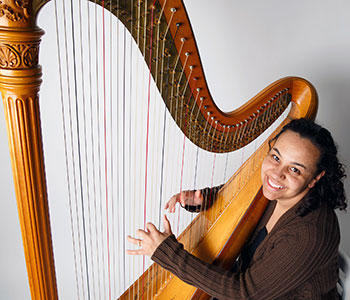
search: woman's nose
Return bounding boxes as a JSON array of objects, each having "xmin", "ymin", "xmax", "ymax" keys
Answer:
[{"xmin": 271, "ymin": 165, "xmax": 286, "ymax": 180}]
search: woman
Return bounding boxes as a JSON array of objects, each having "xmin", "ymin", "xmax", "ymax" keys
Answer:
[{"xmin": 127, "ymin": 118, "xmax": 347, "ymax": 299}]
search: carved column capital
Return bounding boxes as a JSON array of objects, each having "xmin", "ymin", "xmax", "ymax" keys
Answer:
[
  {"xmin": 0, "ymin": 25, "xmax": 44, "ymax": 95},
  {"xmin": 0, "ymin": 0, "xmax": 50, "ymax": 27}
]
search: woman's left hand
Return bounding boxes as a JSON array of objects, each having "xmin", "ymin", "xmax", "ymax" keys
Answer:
[{"xmin": 126, "ymin": 215, "xmax": 173, "ymax": 256}]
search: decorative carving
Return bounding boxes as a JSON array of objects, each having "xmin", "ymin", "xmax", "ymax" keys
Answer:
[
  {"xmin": 0, "ymin": 45, "xmax": 20, "ymax": 68},
  {"xmin": 0, "ymin": 0, "xmax": 30, "ymax": 22},
  {"xmin": 15, "ymin": 0, "xmax": 30, "ymax": 18},
  {"xmin": 23, "ymin": 45, "xmax": 38, "ymax": 67},
  {"xmin": 0, "ymin": 43, "xmax": 39, "ymax": 69}
]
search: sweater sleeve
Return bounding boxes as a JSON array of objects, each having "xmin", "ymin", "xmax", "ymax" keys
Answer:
[
  {"xmin": 183, "ymin": 184, "xmax": 224, "ymax": 213},
  {"xmin": 151, "ymin": 219, "xmax": 340, "ymax": 300}
]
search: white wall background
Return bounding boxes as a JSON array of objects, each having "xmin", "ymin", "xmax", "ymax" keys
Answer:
[{"xmin": 0, "ymin": 0, "xmax": 349, "ymax": 299}]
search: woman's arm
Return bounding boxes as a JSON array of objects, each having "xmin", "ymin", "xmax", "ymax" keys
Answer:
[{"xmin": 151, "ymin": 222, "xmax": 339, "ymax": 299}]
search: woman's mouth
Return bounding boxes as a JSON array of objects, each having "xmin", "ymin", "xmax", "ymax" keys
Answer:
[{"xmin": 267, "ymin": 177, "xmax": 285, "ymax": 190}]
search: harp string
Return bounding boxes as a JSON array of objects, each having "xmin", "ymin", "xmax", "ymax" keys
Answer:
[
  {"xmin": 134, "ymin": 0, "xmax": 144, "ymax": 296},
  {"xmin": 87, "ymin": 1, "xmax": 102, "ymax": 298},
  {"xmin": 107, "ymin": 0, "xmax": 117, "ymax": 297},
  {"xmin": 100, "ymin": 2, "xmax": 113, "ymax": 299},
  {"xmin": 143, "ymin": 0, "xmax": 153, "ymax": 290},
  {"xmin": 144, "ymin": 0, "xmax": 152, "ymax": 297},
  {"xmin": 114, "ymin": 0, "xmax": 126, "ymax": 293},
  {"xmin": 122, "ymin": 14, "xmax": 126, "ymax": 300},
  {"xmin": 215, "ymin": 126, "xmax": 228, "ymax": 221},
  {"xmin": 150, "ymin": 3, "xmax": 165, "ymax": 297},
  {"xmin": 133, "ymin": 1, "xmax": 140, "ymax": 297},
  {"xmin": 94, "ymin": 1, "xmax": 108, "ymax": 298},
  {"xmin": 127, "ymin": 1, "xmax": 136, "ymax": 298},
  {"xmin": 209, "ymin": 120, "xmax": 220, "ymax": 222},
  {"xmin": 77, "ymin": 0, "xmax": 98, "ymax": 298}
]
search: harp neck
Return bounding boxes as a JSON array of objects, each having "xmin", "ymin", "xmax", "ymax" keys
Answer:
[{"xmin": 92, "ymin": 0, "xmax": 318, "ymax": 152}]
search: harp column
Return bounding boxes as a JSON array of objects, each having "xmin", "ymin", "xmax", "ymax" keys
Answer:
[{"xmin": 0, "ymin": 1, "xmax": 58, "ymax": 300}]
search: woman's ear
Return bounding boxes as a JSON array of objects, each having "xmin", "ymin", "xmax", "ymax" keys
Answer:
[{"xmin": 308, "ymin": 170, "xmax": 326, "ymax": 188}]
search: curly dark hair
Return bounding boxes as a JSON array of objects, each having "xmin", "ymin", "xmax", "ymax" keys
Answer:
[{"xmin": 270, "ymin": 118, "xmax": 347, "ymax": 216}]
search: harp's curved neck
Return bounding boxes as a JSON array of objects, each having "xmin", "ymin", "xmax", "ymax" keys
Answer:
[{"xmin": 92, "ymin": 0, "xmax": 318, "ymax": 152}]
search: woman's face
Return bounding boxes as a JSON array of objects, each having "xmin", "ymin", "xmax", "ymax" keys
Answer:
[{"xmin": 261, "ymin": 130, "xmax": 324, "ymax": 207}]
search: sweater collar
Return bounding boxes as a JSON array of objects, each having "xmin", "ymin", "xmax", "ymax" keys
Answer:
[{"xmin": 261, "ymin": 199, "xmax": 305, "ymax": 231}]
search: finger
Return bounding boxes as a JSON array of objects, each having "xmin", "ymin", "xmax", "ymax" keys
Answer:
[
  {"xmin": 136, "ymin": 229, "xmax": 149, "ymax": 239},
  {"xmin": 164, "ymin": 201, "xmax": 169, "ymax": 209},
  {"xmin": 194, "ymin": 190, "xmax": 203, "ymax": 204},
  {"xmin": 171, "ymin": 198, "xmax": 178, "ymax": 212},
  {"xmin": 179, "ymin": 192, "xmax": 186, "ymax": 206},
  {"xmin": 163, "ymin": 215, "xmax": 172, "ymax": 235},
  {"xmin": 127, "ymin": 235, "xmax": 142, "ymax": 246},
  {"xmin": 170, "ymin": 204, "xmax": 176, "ymax": 213},
  {"xmin": 165, "ymin": 196, "xmax": 176, "ymax": 212},
  {"xmin": 146, "ymin": 222, "xmax": 158, "ymax": 234},
  {"xmin": 164, "ymin": 196, "xmax": 174, "ymax": 209},
  {"xmin": 126, "ymin": 249, "xmax": 145, "ymax": 256}
]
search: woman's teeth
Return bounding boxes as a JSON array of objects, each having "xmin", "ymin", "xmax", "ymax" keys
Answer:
[{"xmin": 268, "ymin": 178, "xmax": 284, "ymax": 189}]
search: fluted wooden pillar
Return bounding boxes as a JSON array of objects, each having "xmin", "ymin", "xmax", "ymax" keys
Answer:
[{"xmin": 0, "ymin": 1, "xmax": 58, "ymax": 299}]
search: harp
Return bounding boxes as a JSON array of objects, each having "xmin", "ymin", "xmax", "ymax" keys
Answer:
[{"xmin": 0, "ymin": 1, "xmax": 317, "ymax": 299}]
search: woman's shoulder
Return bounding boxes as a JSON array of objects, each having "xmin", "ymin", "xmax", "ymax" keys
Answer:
[
  {"xmin": 269, "ymin": 202, "xmax": 340, "ymax": 253},
  {"xmin": 299, "ymin": 201, "xmax": 340, "ymax": 231}
]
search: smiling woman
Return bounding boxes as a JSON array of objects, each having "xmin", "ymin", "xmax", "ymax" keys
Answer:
[
  {"xmin": 262, "ymin": 130, "xmax": 323, "ymax": 207},
  {"xmin": 261, "ymin": 130, "xmax": 326, "ymax": 234},
  {"xmin": 128, "ymin": 118, "xmax": 347, "ymax": 299},
  {"xmin": 267, "ymin": 118, "xmax": 347, "ymax": 217}
]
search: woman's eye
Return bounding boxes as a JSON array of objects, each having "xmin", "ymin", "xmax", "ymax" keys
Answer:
[
  {"xmin": 272, "ymin": 154, "xmax": 279, "ymax": 162},
  {"xmin": 290, "ymin": 167, "xmax": 300, "ymax": 174}
]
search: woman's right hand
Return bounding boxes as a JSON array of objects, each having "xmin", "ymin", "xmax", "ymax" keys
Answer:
[{"xmin": 165, "ymin": 190, "xmax": 203, "ymax": 213}]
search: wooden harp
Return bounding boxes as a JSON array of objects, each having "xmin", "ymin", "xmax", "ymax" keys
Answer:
[{"xmin": 0, "ymin": 0, "xmax": 317, "ymax": 299}]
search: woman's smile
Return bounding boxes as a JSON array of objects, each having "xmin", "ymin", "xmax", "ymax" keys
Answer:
[{"xmin": 266, "ymin": 177, "xmax": 285, "ymax": 190}]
